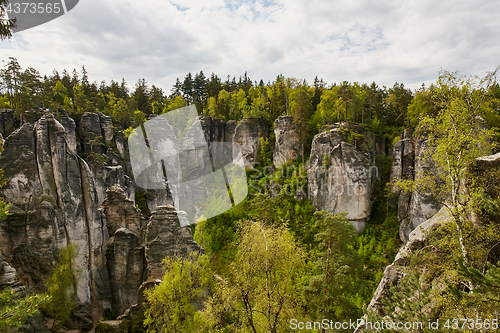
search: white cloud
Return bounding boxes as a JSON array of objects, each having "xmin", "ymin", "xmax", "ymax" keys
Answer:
[{"xmin": 1, "ymin": 0, "xmax": 499, "ymax": 91}]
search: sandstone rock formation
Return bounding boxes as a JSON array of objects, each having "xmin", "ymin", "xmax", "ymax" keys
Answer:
[
  {"xmin": 232, "ymin": 118, "xmax": 269, "ymax": 168},
  {"xmin": 107, "ymin": 228, "xmax": 145, "ymax": 317},
  {"xmin": 102, "ymin": 186, "xmax": 145, "ymax": 241},
  {"xmin": 0, "ymin": 108, "xmax": 16, "ymax": 137},
  {"xmin": 307, "ymin": 127, "xmax": 375, "ymax": 231},
  {"xmin": 57, "ymin": 109, "xmax": 77, "ymax": 154},
  {"xmin": 390, "ymin": 131, "xmax": 441, "ymax": 242},
  {"xmin": 0, "ymin": 115, "xmax": 111, "ymax": 310},
  {"xmin": 78, "ymin": 112, "xmax": 114, "ymax": 156},
  {"xmin": 145, "ymin": 206, "xmax": 203, "ymax": 279},
  {"xmin": 0, "ymin": 111, "xmax": 212, "ymax": 328},
  {"xmin": 366, "ymin": 207, "xmax": 450, "ymax": 317},
  {"xmin": 0, "ymin": 254, "xmax": 21, "ymax": 291},
  {"xmin": 273, "ymin": 115, "xmax": 302, "ymax": 167}
]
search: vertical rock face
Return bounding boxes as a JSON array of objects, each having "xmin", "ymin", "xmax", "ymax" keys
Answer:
[
  {"xmin": 363, "ymin": 206, "xmax": 450, "ymax": 319},
  {"xmin": 390, "ymin": 132, "xmax": 441, "ymax": 242},
  {"xmin": 58, "ymin": 109, "xmax": 77, "ymax": 154},
  {"xmin": 0, "ymin": 115, "xmax": 111, "ymax": 309},
  {"xmin": 390, "ymin": 130, "xmax": 416, "ymax": 241},
  {"xmin": 78, "ymin": 112, "xmax": 114, "ymax": 156},
  {"xmin": 232, "ymin": 118, "xmax": 269, "ymax": 168},
  {"xmin": 102, "ymin": 186, "xmax": 145, "ymax": 240},
  {"xmin": 145, "ymin": 206, "xmax": 203, "ymax": 280},
  {"xmin": 142, "ymin": 116, "xmax": 263, "ymax": 213},
  {"xmin": 0, "ymin": 108, "xmax": 16, "ymax": 137},
  {"xmin": 0, "ymin": 111, "xmax": 208, "ymax": 323},
  {"xmin": 199, "ymin": 116, "xmax": 236, "ymax": 144},
  {"xmin": 273, "ymin": 116, "xmax": 302, "ymax": 167},
  {"xmin": 0, "ymin": 254, "xmax": 21, "ymax": 290},
  {"xmin": 307, "ymin": 128, "xmax": 374, "ymax": 231},
  {"xmin": 106, "ymin": 229, "xmax": 145, "ymax": 317}
]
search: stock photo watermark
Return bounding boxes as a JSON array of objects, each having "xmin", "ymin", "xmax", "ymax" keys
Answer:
[{"xmin": 3, "ymin": 0, "xmax": 79, "ymax": 33}]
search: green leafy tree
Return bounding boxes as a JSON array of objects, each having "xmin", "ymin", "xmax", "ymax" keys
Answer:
[
  {"xmin": 290, "ymin": 87, "xmax": 314, "ymax": 153},
  {"xmin": 0, "ymin": 290, "xmax": 50, "ymax": 332},
  {"xmin": 143, "ymin": 252, "xmax": 213, "ymax": 333},
  {"xmin": 365, "ymin": 265, "xmax": 435, "ymax": 333},
  {"xmin": 200, "ymin": 221, "xmax": 308, "ymax": 333},
  {"xmin": 52, "ymin": 80, "xmax": 72, "ymax": 111},
  {"xmin": 304, "ymin": 212, "xmax": 364, "ymax": 329},
  {"xmin": 406, "ymin": 84, "xmax": 438, "ymax": 128},
  {"xmin": 43, "ymin": 244, "xmax": 79, "ymax": 332},
  {"xmin": 413, "ymin": 68, "xmax": 499, "ymax": 265},
  {"xmin": 258, "ymin": 137, "xmax": 272, "ymax": 166}
]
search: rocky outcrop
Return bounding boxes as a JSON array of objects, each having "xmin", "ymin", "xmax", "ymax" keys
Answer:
[
  {"xmin": 391, "ymin": 131, "xmax": 441, "ymax": 242},
  {"xmin": 0, "ymin": 254, "xmax": 22, "ymax": 290},
  {"xmin": 0, "ymin": 108, "xmax": 16, "ymax": 137},
  {"xmin": 232, "ymin": 118, "xmax": 269, "ymax": 168},
  {"xmin": 102, "ymin": 187, "xmax": 145, "ymax": 240},
  {"xmin": 354, "ymin": 206, "xmax": 451, "ymax": 332},
  {"xmin": 0, "ymin": 115, "xmax": 111, "ymax": 310},
  {"xmin": 76, "ymin": 112, "xmax": 134, "ymax": 205},
  {"xmin": 199, "ymin": 116, "xmax": 237, "ymax": 144},
  {"xmin": 102, "ymin": 187, "xmax": 146, "ymax": 317},
  {"xmin": 78, "ymin": 112, "xmax": 114, "ymax": 156},
  {"xmin": 273, "ymin": 116, "xmax": 302, "ymax": 167},
  {"xmin": 106, "ymin": 228, "xmax": 145, "ymax": 317},
  {"xmin": 307, "ymin": 128, "xmax": 375, "ymax": 231},
  {"xmin": 145, "ymin": 206, "xmax": 203, "ymax": 279},
  {"xmin": 57, "ymin": 109, "xmax": 77, "ymax": 154}
]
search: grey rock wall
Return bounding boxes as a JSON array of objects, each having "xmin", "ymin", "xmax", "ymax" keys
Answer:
[
  {"xmin": 273, "ymin": 115, "xmax": 302, "ymax": 167},
  {"xmin": 145, "ymin": 206, "xmax": 203, "ymax": 280},
  {"xmin": 232, "ymin": 118, "xmax": 269, "ymax": 168},
  {"xmin": 307, "ymin": 128, "xmax": 375, "ymax": 231},
  {"xmin": 390, "ymin": 132, "xmax": 441, "ymax": 242},
  {"xmin": 0, "ymin": 115, "xmax": 111, "ymax": 309}
]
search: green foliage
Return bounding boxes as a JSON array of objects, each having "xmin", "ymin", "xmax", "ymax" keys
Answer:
[
  {"xmin": 143, "ymin": 252, "xmax": 213, "ymax": 333},
  {"xmin": 0, "ymin": 144, "xmax": 12, "ymax": 221},
  {"xmin": 322, "ymin": 154, "xmax": 330, "ymax": 169},
  {"xmin": 43, "ymin": 244, "xmax": 79, "ymax": 331},
  {"xmin": 412, "ymin": 69, "xmax": 499, "ymax": 263},
  {"xmin": 199, "ymin": 221, "xmax": 308, "ymax": 333},
  {"xmin": 88, "ymin": 151, "xmax": 106, "ymax": 167},
  {"xmin": 458, "ymin": 259, "xmax": 500, "ymax": 306},
  {"xmin": 304, "ymin": 212, "xmax": 364, "ymax": 325},
  {"xmin": 365, "ymin": 265, "xmax": 436, "ymax": 333},
  {"xmin": 258, "ymin": 137, "xmax": 272, "ymax": 166},
  {"xmin": 0, "ymin": 290, "xmax": 50, "ymax": 332}
]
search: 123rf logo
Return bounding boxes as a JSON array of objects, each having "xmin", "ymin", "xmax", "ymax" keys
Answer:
[{"xmin": 4, "ymin": 0, "xmax": 79, "ymax": 33}]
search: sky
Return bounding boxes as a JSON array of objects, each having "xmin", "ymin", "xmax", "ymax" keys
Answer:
[{"xmin": 2, "ymin": 0, "xmax": 500, "ymax": 93}]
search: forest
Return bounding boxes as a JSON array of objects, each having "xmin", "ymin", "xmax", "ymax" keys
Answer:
[{"xmin": 1, "ymin": 56, "xmax": 500, "ymax": 332}]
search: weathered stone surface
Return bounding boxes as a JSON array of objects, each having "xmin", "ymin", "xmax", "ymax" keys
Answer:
[
  {"xmin": 364, "ymin": 206, "xmax": 450, "ymax": 318},
  {"xmin": 199, "ymin": 116, "xmax": 236, "ymax": 144},
  {"xmin": 102, "ymin": 186, "xmax": 145, "ymax": 241},
  {"xmin": 78, "ymin": 112, "xmax": 114, "ymax": 156},
  {"xmin": 0, "ymin": 254, "xmax": 21, "ymax": 290},
  {"xmin": 94, "ymin": 165, "xmax": 135, "ymax": 206},
  {"xmin": 58, "ymin": 109, "xmax": 77, "ymax": 154},
  {"xmin": 389, "ymin": 130, "xmax": 442, "ymax": 242},
  {"xmin": 402, "ymin": 136, "xmax": 441, "ymax": 242},
  {"xmin": 273, "ymin": 116, "xmax": 302, "ymax": 167},
  {"xmin": 232, "ymin": 118, "xmax": 269, "ymax": 168},
  {"xmin": 106, "ymin": 228, "xmax": 145, "ymax": 317},
  {"xmin": 0, "ymin": 108, "xmax": 16, "ymax": 137},
  {"xmin": 307, "ymin": 128, "xmax": 374, "ymax": 231},
  {"xmin": 145, "ymin": 206, "xmax": 203, "ymax": 279},
  {"xmin": 0, "ymin": 116, "xmax": 111, "ymax": 311}
]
